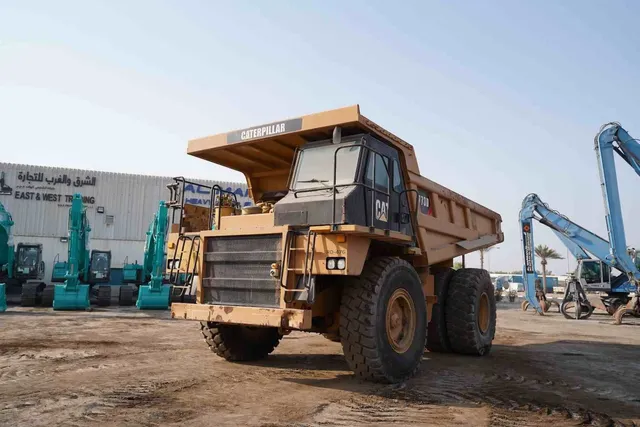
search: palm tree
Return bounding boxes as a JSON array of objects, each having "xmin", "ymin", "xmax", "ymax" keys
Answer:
[
  {"xmin": 535, "ymin": 245, "xmax": 564, "ymax": 292},
  {"xmin": 479, "ymin": 247, "xmax": 495, "ymax": 270}
]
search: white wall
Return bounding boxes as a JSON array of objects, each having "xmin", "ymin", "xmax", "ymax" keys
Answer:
[{"xmin": 0, "ymin": 162, "xmax": 250, "ymax": 274}]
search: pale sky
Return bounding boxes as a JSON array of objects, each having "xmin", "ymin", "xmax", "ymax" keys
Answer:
[{"xmin": 2, "ymin": 0, "xmax": 640, "ymax": 274}]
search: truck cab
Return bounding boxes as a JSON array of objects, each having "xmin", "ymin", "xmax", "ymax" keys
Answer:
[{"xmin": 276, "ymin": 133, "xmax": 414, "ymax": 237}]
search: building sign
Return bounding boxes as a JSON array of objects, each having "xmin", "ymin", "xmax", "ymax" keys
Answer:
[
  {"xmin": 17, "ymin": 171, "xmax": 97, "ymax": 187},
  {"xmin": 1, "ymin": 168, "xmax": 250, "ymax": 209},
  {"xmin": 0, "ymin": 170, "xmax": 99, "ymax": 208},
  {"xmin": 183, "ymin": 183, "xmax": 252, "ymax": 207},
  {"xmin": 226, "ymin": 118, "xmax": 303, "ymax": 144},
  {"xmin": 13, "ymin": 191, "xmax": 95, "ymax": 205}
]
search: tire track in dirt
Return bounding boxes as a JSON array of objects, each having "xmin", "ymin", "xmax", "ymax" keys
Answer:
[
  {"xmin": 380, "ymin": 368, "xmax": 638, "ymax": 426},
  {"xmin": 0, "ymin": 379, "xmax": 202, "ymax": 427},
  {"xmin": 313, "ymin": 396, "xmax": 455, "ymax": 426}
]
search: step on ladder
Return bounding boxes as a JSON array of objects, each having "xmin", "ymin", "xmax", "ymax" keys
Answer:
[
  {"xmin": 283, "ymin": 230, "xmax": 317, "ymax": 304},
  {"xmin": 168, "ymin": 234, "xmax": 200, "ymax": 303}
]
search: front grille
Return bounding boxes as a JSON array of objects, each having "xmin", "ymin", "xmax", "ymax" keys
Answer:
[{"xmin": 202, "ymin": 234, "xmax": 282, "ymax": 308}]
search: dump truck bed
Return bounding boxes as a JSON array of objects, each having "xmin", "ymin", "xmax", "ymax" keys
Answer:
[{"xmin": 188, "ymin": 105, "xmax": 503, "ymax": 265}]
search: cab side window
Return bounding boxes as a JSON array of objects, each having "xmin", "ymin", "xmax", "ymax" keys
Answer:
[
  {"xmin": 364, "ymin": 151, "xmax": 390, "ymax": 192},
  {"xmin": 392, "ymin": 159, "xmax": 404, "ymax": 193}
]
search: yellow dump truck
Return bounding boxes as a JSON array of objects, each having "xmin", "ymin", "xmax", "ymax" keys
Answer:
[{"xmin": 169, "ymin": 105, "xmax": 503, "ymax": 383}]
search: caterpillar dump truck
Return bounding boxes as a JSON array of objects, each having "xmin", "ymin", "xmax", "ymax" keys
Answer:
[{"xmin": 170, "ymin": 105, "xmax": 504, "ymax": 383}]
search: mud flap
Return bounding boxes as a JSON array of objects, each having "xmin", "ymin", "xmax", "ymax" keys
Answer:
[
  {"xmin": 0, "ymin": 283, "xmax": 6, "ymax": 312},
  {"xmin": 136, "ymin": 284, "xmax": 171, "ymax": 310},
  {"xmin": 53, "ymin": 284, "xmax": 90, "ymax": 310}
]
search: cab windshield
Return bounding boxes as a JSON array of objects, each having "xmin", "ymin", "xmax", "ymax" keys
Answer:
[
  {"xmin": 292, "ymin": 144, "xmax": 361, "ymax": 191},
  {"xmin": 18, "ymin": 247, "xmax": 38, "ymax": 267}
]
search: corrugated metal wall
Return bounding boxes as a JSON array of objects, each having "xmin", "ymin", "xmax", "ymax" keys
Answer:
[{"xmin": 0, "ymin": 162, "xmax": 250, "ymax": 274}]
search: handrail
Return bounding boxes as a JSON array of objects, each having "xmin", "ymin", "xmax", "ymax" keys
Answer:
[{"xmin": 208, "ymin": 185, "xmax": 240, "ymax": 230}]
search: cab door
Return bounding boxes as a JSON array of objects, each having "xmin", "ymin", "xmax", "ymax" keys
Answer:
[
  {"xmin": 390, "ymin": 158, "xmax": 413, "ymax": 236},
  {"xmin": 363, "ymin": 150, "xmax": 391, "ymax": 230}
]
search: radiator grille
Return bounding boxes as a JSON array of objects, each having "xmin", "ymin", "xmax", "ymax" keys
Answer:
[{"xmin": 202, "ymin": 234, "xmax": 282, "ymax": 308}]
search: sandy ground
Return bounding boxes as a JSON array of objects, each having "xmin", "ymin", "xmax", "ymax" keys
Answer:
[{"xmin": 1, "ymin": 299, "xmax": 639, "ymax": 427}]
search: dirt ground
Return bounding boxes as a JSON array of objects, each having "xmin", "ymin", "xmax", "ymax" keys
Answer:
[{"xmin": 1, "ymin": 298, "xmax": 639, "ymax": 427}]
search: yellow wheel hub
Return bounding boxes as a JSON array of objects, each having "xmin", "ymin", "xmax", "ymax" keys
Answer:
[{"xmin": 386, "ymin": 288, "xmax": 416, "ymax": 353}]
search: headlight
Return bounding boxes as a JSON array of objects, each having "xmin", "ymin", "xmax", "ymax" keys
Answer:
[{"xmin": 326, "ymin": 257, "xmax": 346, "ymax": 270}]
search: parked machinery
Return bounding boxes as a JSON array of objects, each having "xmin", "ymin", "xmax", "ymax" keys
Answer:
[
  {"xmin": 520, "ymin": 123, "xmax": 640, "ymax": 323},
  {"xmin": 593, "ymin": 123, "xmax": 640, "ymax": 323},
  {"xmin": 121, "ymin": 202, "xmax": 171, "ymax": 307},
  {"xmin": 520, "ymin": 194, "xmax": 637, "ymax": 320},
  {"xmin": 167, "ymin": 105, "xmax": 504, "ymax": 383},
  {"xmin": 51, "ymin": 194, "xmax": 114, "ymax": 310},
  {"xmin": 135, "ymin": 201, "xmax": 172, "ymax": 309},
  {"xmin": 0, "ymin": 202, "xmax": 48, "ymax": 310}
]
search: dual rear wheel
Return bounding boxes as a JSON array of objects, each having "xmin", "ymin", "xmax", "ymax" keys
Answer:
[{"xmin": 339, "ymin": 258, "xmax": 496, "ymax": 382}]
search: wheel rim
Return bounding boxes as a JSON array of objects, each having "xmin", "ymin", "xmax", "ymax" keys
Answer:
[
  {"xmin": 478, "ymin": 292, "xmax": 490, "ymax": 334},
  {"xmin": 386, "ymin": 288, "xmax": 416, "ymax": 353}
]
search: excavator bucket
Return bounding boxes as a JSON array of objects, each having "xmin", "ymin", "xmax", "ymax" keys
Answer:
[
  {"xmin": 0, "ymin": 283, "xmax": 6, "ymax": 312},
  {"xmin": 53, "ymin": 284, "xmax": 90, "ymax": 310},
  {"xmin": 136, "ymin": 284, "xmax": 171, "ymax": 310}
]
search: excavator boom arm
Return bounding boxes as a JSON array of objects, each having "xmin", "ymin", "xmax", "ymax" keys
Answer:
[
  {"xmin": 519, "ymin": 194, "xmax": 615, "ymax": 313},
  {"xmin": 595, "ymin": 123, "xmax": 640, "ymax": 283}
]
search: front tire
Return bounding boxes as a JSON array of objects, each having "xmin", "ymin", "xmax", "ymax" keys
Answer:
[
  {"xmin": 445, "ymin": 268, "xmax": 496, "ymax": 356},
  {"xmin": 200, "ymin": 323, "xmax": 282, "ymax": 361},
  {"xmin": 340, "ymin": 257, "xmax": 426, "ymax": 383}
]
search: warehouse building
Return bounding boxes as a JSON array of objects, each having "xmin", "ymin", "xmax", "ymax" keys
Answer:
[{"xmin": 0, "ymin": 162, "xmax": 249, "ymax": 282}]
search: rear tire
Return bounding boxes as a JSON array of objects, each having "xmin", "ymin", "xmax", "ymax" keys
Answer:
[
  {"xmin": 200, "ymin": 323, "xmax": 282, "ymax": 361},
  {"xmin": 340, "ymin": 257, "xmax": 426, "ymax": 383},
  {"xmin": 97, "ymin": 286, "xmax": 111, "ymax": 307},
  {"xmin": 41, "ymin": 284, "xmax": 54, "ymax": 307},
  {"xmin": 445, "ymin": 268, "xmax": 496, "ymax": 356},
  {"xmin": 426, "ymin": 269, "xmax": 454, "ymax": 353}
]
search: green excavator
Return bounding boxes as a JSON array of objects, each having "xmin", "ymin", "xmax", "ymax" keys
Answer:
[
  {"xmin": 122, "ymin": 201, "xmax": 172, "ymax": 309},
  {"xmin": 52, "ymin": 194, "xmax": 113, "ymax": 310},
  {"xmin": 0, "ymin": 202, "xmax": 48, "ymax": 311}
]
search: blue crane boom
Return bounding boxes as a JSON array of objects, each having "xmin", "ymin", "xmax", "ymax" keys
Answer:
[
  {"xmin": 520, "ymin": 123, "xmax": 640, "ymax": 318},
  {"xmin": 594, "ymin": 123, "xmax": 640, "ymax": 285},
  {"xmin": 519, "ymin": 193, "xmax": 621, "ymax": 314}
]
